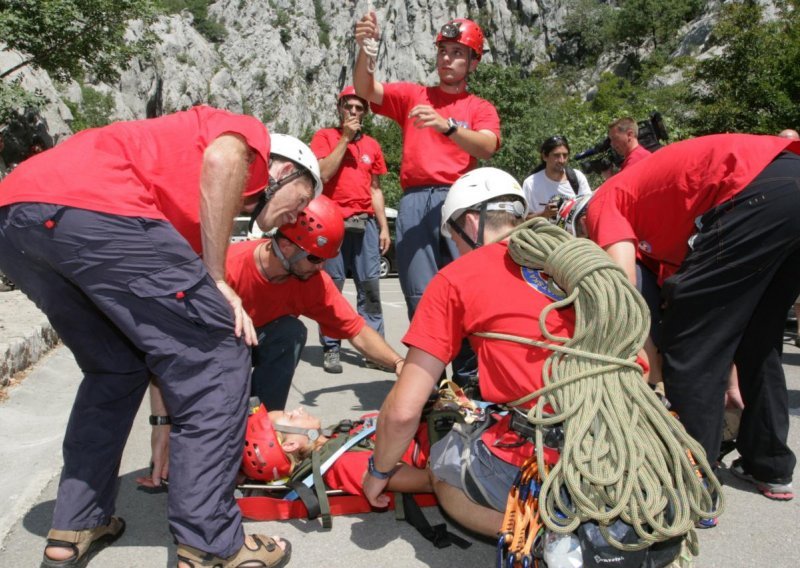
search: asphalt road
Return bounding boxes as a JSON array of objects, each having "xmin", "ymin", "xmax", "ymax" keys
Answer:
[{"xmin": 0, "ymin": 278, "xmax": 798, "ymax": 567}]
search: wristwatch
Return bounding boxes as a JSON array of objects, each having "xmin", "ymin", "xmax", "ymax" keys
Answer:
[
  {"xmin": 367, "ymin": 455, "xmax": 400, "ymax": 480},
  {"xmin": 443, "ymin": 117, "xmax": 458, "ymax": 137},
  {"xmin": 149, "ymin": 415, "xmax": 172, "ymax": 426}
]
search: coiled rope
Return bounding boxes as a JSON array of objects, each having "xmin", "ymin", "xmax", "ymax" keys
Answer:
[
  {"xmin": 476, "ymin": 218, "xmax": 723, "ymax": 553},
  {"xmin": 362, "ymin": 1, "xmax": 379, "ymax": 74}
]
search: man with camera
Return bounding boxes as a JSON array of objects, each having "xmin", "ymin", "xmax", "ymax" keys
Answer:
[
  {"xmin": 605, "ymin": 117, "xmax": 651, "ymax": 175},
  {"xmin": 310, "ymin": 86, "xmax": 390, "ymax": 374},
  {"xmin": 522, "ymin": 135, "xmax": 592, "ymax": 219}
]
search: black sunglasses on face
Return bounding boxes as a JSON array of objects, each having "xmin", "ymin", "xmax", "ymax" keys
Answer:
[{"xmin": 306, "ymin": 254, "xmax": 325, "ymax": 265}]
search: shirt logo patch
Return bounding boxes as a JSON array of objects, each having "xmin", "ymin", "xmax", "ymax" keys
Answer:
[
  {"xmin": 521, "ymin": 267, "xmax": 566, "ymax": 301},
  {"xmin": 638, "ymin": 240, "xmax": 652, "ymax": 253},
  {"xmin": 361, "ymin": 155, "xmax": 372, "ymax": 165}
]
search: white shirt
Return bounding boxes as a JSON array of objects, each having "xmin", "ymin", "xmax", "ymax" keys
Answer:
[{"xmin": 522, "ymin": 168, "xmax": 592, "ymax": 214}]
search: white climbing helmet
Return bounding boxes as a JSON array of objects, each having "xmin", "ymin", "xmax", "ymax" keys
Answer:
[
  {"xmin": 441, "ymin": 167, "xmax": 527, "ymax": 238},
  {"xmin": 269, "ymin": 133, "xmax": 323, "ymax": 197}
]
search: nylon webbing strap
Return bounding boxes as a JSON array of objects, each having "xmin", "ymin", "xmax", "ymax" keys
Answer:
[
  {"xmin": 284, "ymin": 421, "xmax": 377, "ymax": 501},
  {"xmin": 400, "ymin": 493, "xmax": 471, "ymax": 549},
  {"xmin": 311, "ymin": 449, "xmax": 332, "ymax": 529}
]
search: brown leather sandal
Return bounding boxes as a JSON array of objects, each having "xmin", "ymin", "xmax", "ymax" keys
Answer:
[
  {"xmin": 40, "ymin": 516, "xmax": 126, "ymax": 568},
  {"xmin": 176, "ymin": 534, "xmax": 291, "ymax": 568}
]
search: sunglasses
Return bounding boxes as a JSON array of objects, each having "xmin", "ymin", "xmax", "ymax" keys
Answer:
[
  {"xmin": 546, "ymin": 135, "xmax": 568, "ymax": 145},
  {"xmin": 306, "ymin": 254, "xmax": 325, "ymax": 265}
]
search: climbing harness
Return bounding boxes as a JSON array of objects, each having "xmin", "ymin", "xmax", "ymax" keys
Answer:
[{"xmin": 483, "ymin": 218, "xmax": 722, "ymax": 565}]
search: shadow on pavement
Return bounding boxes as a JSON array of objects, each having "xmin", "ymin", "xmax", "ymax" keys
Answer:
[
  {"xmin": 23, "ymin": 469, "xmax": 176, "ymax": 562},
  {"xmin": 299, "ymin": 379, "xmax": 395, "ymax": 412}
]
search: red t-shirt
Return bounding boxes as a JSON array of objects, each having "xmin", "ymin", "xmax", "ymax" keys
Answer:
[
  {"xmin": 621, "ymin": 144, "xmax": 651, "ymax": 170},
  {"xmin": 310, "ymin": 128, "xmax": 387, "ymax": 218},
  {"xmin": 403, "ymin": 241, "xmax": 576, "ymax": 466},
  {"xmin": 0, "ymin": 106, "xmax": 270, "ymax": 253},
  {"xmin": 371, "ymin": 82, "xmax": 501, "ymax": 189},
  {"xmin": 322, "ymin": 419, "xmax": 430, "ymax": 495},
  {"xmin": 587, "ymin": 134, "xmax": 800, "ymax": 283},
  {"xmin": 225, "ymin": 240, "xmax": 365, "ymax": 337}
]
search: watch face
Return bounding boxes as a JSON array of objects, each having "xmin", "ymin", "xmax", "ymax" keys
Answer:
[{"xmin": 307, "ymin": 429, "xmax": 320, "ymax": 442}]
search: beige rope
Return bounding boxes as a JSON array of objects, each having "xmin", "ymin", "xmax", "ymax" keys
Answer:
[{"xmin": 475, "ymin": 218, "xmax": 723, "ymax": 552}]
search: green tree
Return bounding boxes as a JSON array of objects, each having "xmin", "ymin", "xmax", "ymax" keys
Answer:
[
  {"xmin": 613, "ymin": 0, "xmax": 703, "ymax": 53},
  {"xmin": 65, "ymin": 85, "xmax": 116, "ymax": 131},
  {"xmin": 0, "ymin": 0, "xmax": 157, "ymax": 82},
  {"xmin": 688, "ymin": 0, "xmax": 800, "ymax": 134},
  {"xmin": 156, "ymin": 0, "xmax": 226, "ymax": 43},
  {"xmin": 363, "ymin": 114, "xmax": 403, "ymax": 209}
]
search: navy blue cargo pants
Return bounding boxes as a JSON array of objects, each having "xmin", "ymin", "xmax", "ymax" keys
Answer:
[
  {"xmin": 661, "ymin": 152, "xmax": 800, "ymax": 482},
  {"xmin": 252, "ymin": 315, "xmax": 306, "ymax": 411},
  {"xmin": 0, "ymin": 204, "xmax": 249, "ymax": 558}
]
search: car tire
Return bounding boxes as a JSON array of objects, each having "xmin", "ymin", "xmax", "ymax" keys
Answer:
[{"xmin": 379, "ymin": 256, "xmax": 390, "ymax": 279}]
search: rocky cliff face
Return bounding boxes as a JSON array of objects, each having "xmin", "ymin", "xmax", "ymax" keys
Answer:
[{"xmin": 2, "ymin": 0, "xmax": 721, "ymax": 142}]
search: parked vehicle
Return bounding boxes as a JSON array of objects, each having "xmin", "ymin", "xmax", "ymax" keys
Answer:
[{"xmin": 231, "ymin": 216, "xmax": 267, "ymax": 242}]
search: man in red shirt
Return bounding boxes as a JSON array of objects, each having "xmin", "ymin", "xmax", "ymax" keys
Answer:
[
  {"xmin": 360, "ymin": 168, "xmax": 576, "ymax": 536},
  {"xmin": 586, "ymin": 134, "xmax": 800, "ymax": 501},
  {"xmin": 353, "ymin": 14, "xmax": 501, "ymax": 323},
  {"xmin": 601, "ymin": 117, "xmax": 651, "ymax": 178},
  {"xmin": 0, "ymin": 108, "xmax": 322, "ymax": 567},
  {"xmin": 225, "ymin": 196, "xmax": 404, "ymax": 410},
  {"xmin": 310, "ymin": 87, "xmax": 391, "ymax": 374}
]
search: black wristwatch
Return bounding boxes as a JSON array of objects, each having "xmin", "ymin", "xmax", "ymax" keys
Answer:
[
  {"xmin": 367, "ymin": 455, "xmax": 400, "ymax": 480},
  {"xmin": 443, "ymin": 118, "xmax": 458, "ymax": 137},
  {"xmin": 149, "ymin": 415, "xmax": 172, "ymax": 426}
]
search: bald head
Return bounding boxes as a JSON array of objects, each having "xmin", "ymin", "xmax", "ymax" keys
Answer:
[{"xmin": 778, "ymin": 129, "xmax": 800, "ymax": 140}]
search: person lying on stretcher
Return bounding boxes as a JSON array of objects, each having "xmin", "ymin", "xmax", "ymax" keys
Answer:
[
  {"xmin": 136, "ymin": 401, "xmax": 435, "ymax": 495},
  {"xmin": 238, "ymin": 403, "xmax": 434, "ymax": 495}
]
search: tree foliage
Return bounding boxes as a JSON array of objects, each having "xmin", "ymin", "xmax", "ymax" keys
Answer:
[
  {"xmin": 688, "ymin": 0, "xmax": 800, "ymax": 134},
  {"xmin": 562, "ymin": 0, "xmax": 702, "ymax": 66},
  {"xmin": 64, "ymin": 85, "xmax": 115, "ymax": 131},
  {"xmin": 0, "ymin": 0, "xmax": 158, "ymax": 82},
  {"xmin": 156, "ymin": 0, "xmax": 226, "ymax": 43}
]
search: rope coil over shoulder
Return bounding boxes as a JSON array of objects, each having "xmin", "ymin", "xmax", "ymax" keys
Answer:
[{"xmin": 479, "ymin": 218, "xmax": 723, "ymax": 557}]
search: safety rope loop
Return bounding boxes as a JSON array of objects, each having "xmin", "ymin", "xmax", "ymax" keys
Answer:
[{"xmin": 487, "ymin": 218, "xmax": 723, "ymax": 552}]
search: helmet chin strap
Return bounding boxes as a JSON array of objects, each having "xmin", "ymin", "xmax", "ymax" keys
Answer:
[
  {"xmin": 273, "ymin": 423, "xmax": 326, "ymax": 442},
  {"xmin": 447, "ymin": 202, "xmax": 488, "ymax": 250},
  {"xmin": 447, "ymin": 201, "xmax": 523, "ymax": 250},
  {"xmin": 248, "ymin": 167, "xmax": 306, "ymax": 234},
  {"xmin": 272, "ymin": 235, "xmax": 311, "ymax": 276}
]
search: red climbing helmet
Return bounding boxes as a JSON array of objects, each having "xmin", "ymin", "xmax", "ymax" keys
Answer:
[
  {"xmin": 241, "ymin": 404, "xmax": 294, "ymax": 482},
  {"xmin": 435, "ymin": 18, "xmax": 485, "ymax": 60},
  {"xmin": 338, "ymin": 85, "xmax": 368, "ymax": 110},
  {"xmin": 278, "ymin": 195, "xmax": 345, "ymax": 260}
]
